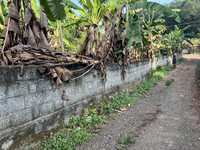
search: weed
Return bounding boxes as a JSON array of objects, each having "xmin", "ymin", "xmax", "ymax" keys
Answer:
[
  {"xmin": 165, "ymin": 79, "xmax": 174, "ymax": 86},
  {"xmin": 156, "ymin": 65, "xmax": 163, "ymax": 71},
  {"xmin": 118, "ymin": 134, "xmax": 135, "ymax": 148},
  {"xmin": 149, "ymin": 67, "xmax": 156, "ymax": 77}
]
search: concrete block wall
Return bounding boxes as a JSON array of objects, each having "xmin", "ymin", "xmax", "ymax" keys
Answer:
[{"xmin": 0, "ymin": 53, "xmax": 182, "ymax": 150}]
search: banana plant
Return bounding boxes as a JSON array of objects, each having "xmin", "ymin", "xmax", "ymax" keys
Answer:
[
  {"xmin": 126, "ymin": 0, "xmax": 181, "ymax": 48},
  {"xmin": 160, "ymin": 25, "xmax": 193, "ymax": 53},
  {"xmin": 66, "ymin": 0, "xmax": 110, "ymax": 55},
  {"xmin": 40, "ymin": 0, "xmax": 66, "ymax": 21}
]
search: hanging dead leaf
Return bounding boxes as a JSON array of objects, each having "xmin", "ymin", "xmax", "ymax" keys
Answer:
[
  {"xmin": 9, "ymin": 18, "xmax": 21, "ymax": 34},
  {"xmin": 8, "ymin": 2, "xmax": 20, "ymax": 20},
  {"xmin": 27, "ymin": 25, "xmax": 37, "ymax": 48},
  {"xmin": 50, "ymin": 68, "xmax": 58, "ymax": 78},
  {"xmin": 24, "ymin": 8, "xmax": 32, "ymax": 24},
  {"xmin": 32, "ymin": 20, "xmax": 40, "ymax": 40},
  {"xmin": 54, "ymin": 77, "xmax": 62, "ymax": 92},
  {"xmin": 54, "ymin": 67, "xmax": 73, "ymax": 82},
  {"xmin": 38, "ymin": 30, "xmax": 53, "ymax": 52},
  {"xmin": 40, "ymin": 5, "xmax": 49, "ymax": 29},
  {"xmin": 62, "ymin": 90, "xmax": 69, "ymax": 101}
]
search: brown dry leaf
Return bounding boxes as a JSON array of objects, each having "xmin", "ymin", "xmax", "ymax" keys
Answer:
[
  {"xmin": 104, "ymin": 11, "xmax": 112, "ymax": 20},
  {"xmin": 54, "ymin": 67, "xmax": 73, "ymax": 82},
  {"xmin": 50, "ymin": 68, "xmax": 58, "ymax": 78},
  {"xmin": 62, "ymin": 90, "xmax": 69, "ymax": 101},
  {"xmin": 54, "ymin": 77, "xmax": 62, "ymax": 91},
  {"xmin": 40, "ymin": 5, "xmax": 49, "ymax": 29},
  {"xmin": 23, "ymin": 25, "xmax": 28, "ymax": 38},
  {"xmin": 8, "ymin": 3, "xmax": 20, "ymax": 20},
  {"xmin": 94, "ymin": 68, "xmax": 98, "ymax": 76},
  {"xmin": 5, "ymin": 50, "xmax": 13, "ymax": 64},
  {"xmin": 27, "ymin": 25, "xmax": 37, "ymax": 48},
  {"xmin": 13, "ymin": 51, "xmax": 35, "ymax": 62},
  {"xmin": 38, "ymin": 30, "xmax": 53, "ymax": 52},
  {"xmin": 32, "ymin": 20, "xmax": 40, "ymax": 40},
  {"xmin": 20, "ymin": 51, "xmax": 35, "ymax": 61},
  {"xmin": 24, "ymin": 8, "xmax": 32, "ymax": 24},
  {"xmin": 9, "ymin": 18, "xmax": 21, "ymax": 34},
  {"xmin": 118, "ymin": 60, "xmax": 123, "ymax": 66}
]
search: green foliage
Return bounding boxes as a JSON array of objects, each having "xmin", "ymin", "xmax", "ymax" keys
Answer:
[
  {"xmin": 0, "ymin": 0, "xmax": 5, "ymax": 25},
  {"xmin": 40, "ymin": 128, "xmax": 92, "ymax": 150},
  {"xmin": 119, "ymin": 134, "xmax": 135, "ymax": 145},
  {"xmin": 40, "ymin": 0, "xmax": 66, "ymax": 21},
  {"xmin": 165, "ymin": 79, "xmax": 174, "ymax": 86},
  {"xmin": 160, "ymin": 25, "xmax": 193, "ymax": 53},
  {"xmin": 163, "ymin": 0, "xmax": 200, "ymax": 37},
  {"xmin": 156, "ymin": 65, "xmax": 163, "ymax": 71},
  {"xmin": 149, "ymin": 67, "xmax": 156, "ymax": 77},
  {"xmin": 154, "ymin": 53, "xmax": 161, "ymax": 57}
]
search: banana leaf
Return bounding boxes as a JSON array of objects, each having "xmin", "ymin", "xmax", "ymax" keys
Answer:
[
  {"xmin": 131, "ymin": 2, "xmax": 181, "ymax": 23},
  {"xmin": 40, "ymin": 0, "xmax": 66, "ymax": 21}
]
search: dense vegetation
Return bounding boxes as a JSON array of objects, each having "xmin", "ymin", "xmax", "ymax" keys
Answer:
[
  {"xmin": 163, "ymin": 0, "xmax": 200, "ymax": 38},
  {"xmin": 0, "ymin": 0, "xmax": 195, "ymax": 55}
]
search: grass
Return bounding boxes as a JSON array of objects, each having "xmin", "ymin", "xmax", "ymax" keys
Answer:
[
  {"xmin": 165, "ymin": 79, "xmax": 174, "ymax": 86},
  {"xmin": 118, "ymin": 134, "xmax": 135, "ymax": 149},
  {"xmin": 38, "ymin": 57, "xmax": 187, "ymax": 150}
]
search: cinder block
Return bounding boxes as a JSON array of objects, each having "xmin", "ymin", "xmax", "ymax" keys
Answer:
[
  {"xmin": 25, "ymin": 93, "xmax": 44, "ymax": 108},
  {"xmin": 36, "ymin": 79, "xmax": 53, "ymax": 92},
  {"xmin": 0, "ymin": 83, "xmax": 6, "ymax": 100},
  {"xmin": 32, "ymin": 105, "xmax": 41, "ymax": 119},
  {"xmin": 54, "ymin": 100, "xmax": 63, "ymax": 111},
  {"xmin": 5, "ymin": 81, "xmax": 29, "ymax": 98},
  {"xmin": 11, "ymin": 108, "xmax": 32, "ymax": 126},
  {"xmin": 40, "ymin": 102, "xmax": 54, "ymax": 116},
  {"xmin": 28, "ymin": 82, "xmax": 37, "ymax": 93},
  {"xmin": 2, "ymin": 96, "xmax": 25, "ymax": 116},
  {"xmin": 0, "ymin": 115, "xmax": 11, "ymax": 130}
]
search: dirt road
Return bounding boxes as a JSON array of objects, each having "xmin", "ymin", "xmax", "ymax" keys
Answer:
[{"xmin": 79, "ymin": 54, "xmax": 200, "ymax": 150}]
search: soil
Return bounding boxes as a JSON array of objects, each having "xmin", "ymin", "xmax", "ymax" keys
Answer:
[{"xmin": 78, "ymin": 54, "xmax": 200, "ymax": 150}]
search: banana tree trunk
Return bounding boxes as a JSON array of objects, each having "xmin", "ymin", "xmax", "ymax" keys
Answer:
[{"xmin": 59, "ymin": 20, "xmax": 64, "ymax": 53}]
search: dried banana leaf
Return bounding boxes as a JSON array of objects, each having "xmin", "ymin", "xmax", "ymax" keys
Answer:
[
  {"xmin": 9, "ymin": 18, "xmax": 21, "ymax": 34},
  {"xmin": 40, "ymin": 5, "xmax": 48, "ymax": 29},
  {"xmin": 27, "ymin": 25, "xmax": 37, "ymax": 48},
  {"xmin": 24, "ymin": 8, "xmax": 32, "ymax": 24},
  {"xmin": 32, "ymin": 20, "xmax": 40, "ymax": 40},
  {"xmin": 62, "ymin": 90, "xmax": 69, "ymax": 101},
  {"xmin": 54, "ymin": 67, "xmax": 73, "ymax": 82},
  {"xmin": 8, "ymin": 3, "xmax": 20, "ymax": 20},
  {"xmin": 54, "ymin": 77, "xmax": 62, "ymax": 91},
  {"xmin": 38, "ymin": 30, "xmax": 53, "ymax": 52},
  {"xmin": 50, "ymin": 68, "xmax": 58, "ymax": 78}
]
